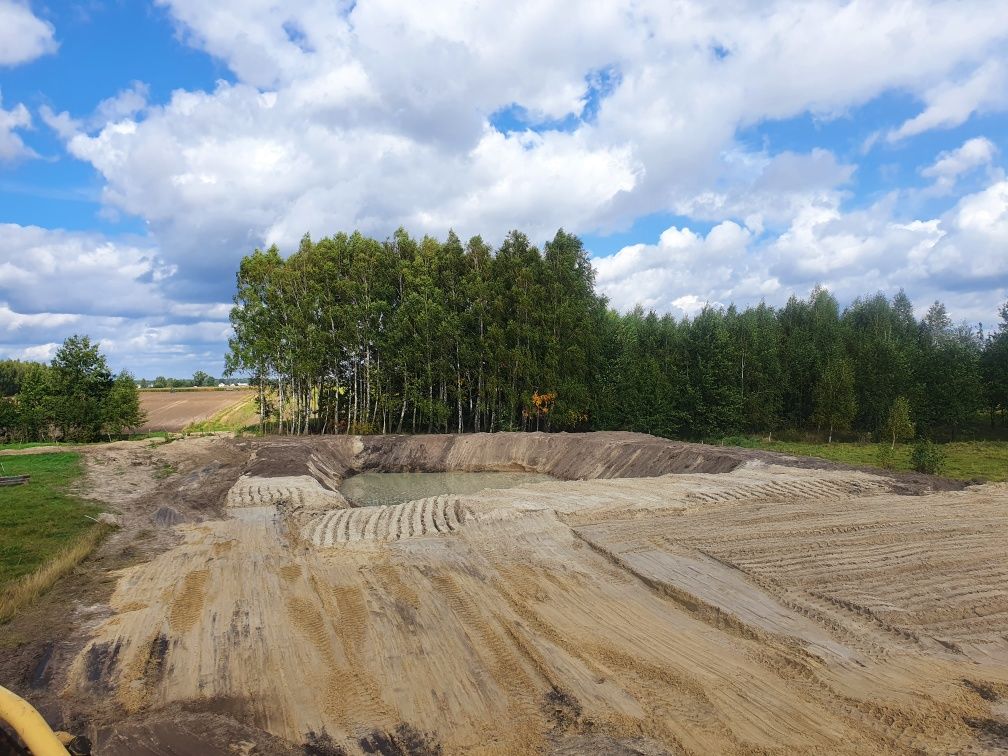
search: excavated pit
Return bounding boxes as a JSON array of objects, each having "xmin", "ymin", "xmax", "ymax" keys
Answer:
[
  {"xmin": 339, "ymin": 471, "xmax": 558, "ymax": 507},
  {"xmin": 45, "ymin": 432, "xmax": 1008, "ymax": 754}
]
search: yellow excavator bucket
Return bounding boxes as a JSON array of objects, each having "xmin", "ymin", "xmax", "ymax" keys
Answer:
[{"xmin": 0, "ymin": 685, "xmax": 91, "ymax": 755}]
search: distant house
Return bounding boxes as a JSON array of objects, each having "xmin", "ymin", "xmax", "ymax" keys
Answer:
[{"xmin": 218, "ymin": 382, "xmax": 227, "ymax": 388}]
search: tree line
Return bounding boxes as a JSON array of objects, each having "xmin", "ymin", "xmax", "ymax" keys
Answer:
[
  {"xmin": 226, "ymin": 228, "xmax": 1008, "ymax": 441},
  {"xmin": 0, "ymin": 336, "xmax": 145, "ymax": 442}
]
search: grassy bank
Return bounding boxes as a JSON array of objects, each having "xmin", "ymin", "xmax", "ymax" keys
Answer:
[
  {"xmin": 728, "ymin": 438, "xmax": 1008, "ymax": 482},
  {"xmin": 0, "ymin": 453, "xmax": 109, "ymax": 622}
]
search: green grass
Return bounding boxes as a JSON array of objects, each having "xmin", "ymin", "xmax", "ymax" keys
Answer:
[
  {"xmin": 0, "ymin": 453, "xmax": 103, "ymax": 588},
  {"xmin": 730, "ymin": 438, "xmax": 1008, "ymax": 482}
]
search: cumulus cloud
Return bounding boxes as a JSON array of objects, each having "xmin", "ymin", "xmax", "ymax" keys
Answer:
[
  {"xmin": 0, "ymin": 94, "xmax": 36, "ymax": 161},
  {"xmin": 0, "ymin": 225, "xmax": 232, "ymax": 374},
  {"xmin": 594, "ymin": 221, "xmax": 759, "ymax": 316},
  {"xmin": 595, "ymin": 177, "xmax": 1008, "ymax": 326},
  {"xmin": 13, "ymin": 1, "xmax": 1008, "ymax": 370},
  {"xmin": 41, "ymin": 81, "xmax": 151, "ymax": 140},
  {"xmin": 0, "ymin": 1, "xmax": 56, "ymax": 66},
  {"xmin": 675, "ymin": 148, "xmax": 855, "ymax": 232},
  {"xmin": 890, "ymin": 60, "xmax": 1008, "ymax": 141},
  {"xmin": 34, "ymin": 0, "xmax": 1007, "ymax": 301},
  {"xmin": 921, "ymin": 137, "xmax": 998, "ymax": 194}
]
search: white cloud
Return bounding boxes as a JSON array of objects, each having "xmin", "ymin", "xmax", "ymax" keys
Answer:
[
  {"xmin": 0, "ymin": 1, "xmax": 56, "ymax": 66},
  {"xmin": 890, "ymin": 60, "xmax": 1008, "ymax": 141},
  {"xmin": 0, "ymin": 224, "xmax": 233, "ymax": 374},
  {"xmin": 42, "ymin": 0, "xmax": 1008, "ymax": 287},
  {"xmin": 40, "ymin": 81, "xmax": 151, "ymax": 141},
  {"xmin": 595, "ymin": 177, "xmax": 1008, "ymax": 326},
  {"xmin": 0, "ymin": 303, "xmax": 78, "ymax": 333},
  {"xmin": 13, "ymin": 0, "xmax": 1008, "ymax": 370},
  {"xmin": 921, "ymin": 137, "xmax": 998, "ymax": 194},
  {"xmin": 594, "ymin": 220, "xmax": 758, "ymax": 315},
  {"xmin": 675, "ymin": 148, "xmax": 855, "ymax": 230},
  {"xmin": 20, "ymin": 342, "xmax": 58, "ymax": 362},
  {"xmin": 0, "ymin": 94, "xmax": 36, "ymax": 161}
]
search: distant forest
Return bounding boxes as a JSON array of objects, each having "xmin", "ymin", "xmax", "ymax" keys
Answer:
[{"xmin": 226, "ymin": 229, "xmax": 1008, "ymax": 441}]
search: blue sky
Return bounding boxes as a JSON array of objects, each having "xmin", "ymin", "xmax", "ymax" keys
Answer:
[{"xmin": 1, "ymin": 0, "xmax": 1007, "ymax": 376}]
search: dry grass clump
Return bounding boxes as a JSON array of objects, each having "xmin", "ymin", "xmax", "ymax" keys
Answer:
[{"xmin": 0, "ymin": 523, "xmax": 112, "ymax": 624}]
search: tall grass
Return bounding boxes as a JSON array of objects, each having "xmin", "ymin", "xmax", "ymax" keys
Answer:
[{"xmin": 0, "ymin": 523, "xmax": 112, "ymax": 623}]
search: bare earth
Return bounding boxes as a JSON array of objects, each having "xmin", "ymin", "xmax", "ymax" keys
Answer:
[
  {"xmin": 2, "ymin": 432, "xmax": 1007, "ymax": 755},
  {"xmin": 138, "ymin": 389, "xmax": 256, "ymax": 432}
]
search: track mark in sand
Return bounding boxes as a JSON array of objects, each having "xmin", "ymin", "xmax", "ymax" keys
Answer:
[
  {"xmin": 430, "ymin": 572, "xmax": 547, "ymax": 751},
  {"xmin": 686, "ymin": 477, "xmax": 886, "ymax": 505},
  {"xmin": 212, "ymin": 539, "xmax": 236, "ymax": 556},
  {"xmin": 279, "ymin": 563, "xmax": 303, "ymax": 582},
  {"xmin": 118, "ymin": 633, "xmax": 171, "ymax": 714},
  {"xmin": 331, "ymin": 584, "xmax": 369, "ymax": 652},
  {"xmin": 285, "ymin": 593, "xmax": 366, "ymax": 732},
  {"xmin": 168, "ymin": 568, "xmax": 210, "ymax": 633},
  {"xmin": 286, "ymin": 596, "xmax": 332, "ymax": 658},
  {"xmin": 582, "ymin": 641, "xmax": 735, "ymax": 753},
  {"xmin": 302, "ymin": 496, "xmax": 471, "ymax": 546},
  {"xmin": 374, "ymin": 563, "xmax": 421, "ymax": 612},
  {"xmin": 328, "ymin": 582, "xmax": 389, "ymax": 723}
]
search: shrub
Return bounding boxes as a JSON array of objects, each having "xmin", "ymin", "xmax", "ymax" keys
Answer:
[
  {"xmin": 910, "ymin": 440, "xmax": 946, "ymax": 475},
  {"xmin": 720, "ymin": 435, "xmax": 760, "ymax": 448},
  {"xmin": 876, "ymin": 444, "xmax": 896, "ymax": 469}
]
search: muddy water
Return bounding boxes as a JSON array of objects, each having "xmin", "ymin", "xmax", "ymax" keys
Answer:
[{"xmin": 339, "ymin": 470, "xmax": 555, "ymax": 506}]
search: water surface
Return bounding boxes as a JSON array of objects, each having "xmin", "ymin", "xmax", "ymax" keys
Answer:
[{"xmin": 339, "ymin": 471, "xmax": 555, "ymax": 507}]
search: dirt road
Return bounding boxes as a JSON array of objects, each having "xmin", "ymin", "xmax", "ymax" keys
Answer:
[{"xmin": 2, "ymin": 432, "xmax": 1006, "ymax": 754}]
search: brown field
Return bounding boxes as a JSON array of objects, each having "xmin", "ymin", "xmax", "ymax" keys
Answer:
[
  {"xmin": 2, "ymin": 432, "xmax": 1007, "ymax": 755},
  {"xmin": 138, "ymin": 389, "xmax": 256, "ymax": 431}
]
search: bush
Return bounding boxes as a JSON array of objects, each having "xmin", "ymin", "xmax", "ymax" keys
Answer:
[
  {"xmin": 910, "ymin": 440, "xmax": 946, "ymax": 475},
  {"xmin": 876, "ymin": 444, "xmax": 896, "ymax": 469},
  {"xmin": 719, "ymin": 435, "xmax": 760, "ymax": 448}
]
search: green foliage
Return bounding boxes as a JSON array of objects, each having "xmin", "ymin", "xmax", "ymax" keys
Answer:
[
  {"xmin": 876, "ymin": 443, "xmax": 896, "ymax": 469},
  {"xmin": 0, "ymin": 336, "xmax": 147, "ymax": 442},
  {"xmin": 910, "ymin": 440, "xmax": 947, "ymax": 475},
  {"xmin": 226, "ymin": 228, "xmax": 604, "ymax": 435},
  {"xmin": 222, "ymin": 229, "xmax": 1006, "ymax": 442},
  {"xmin": 813, "ymin": 354, "xmax": 856, "ymax": 442},
  {"xmin": 884, "ymin": 396, "xmax": 915, "ymax": 449},
  {"xmin": 982, "ymin": 301, "xmax": 1008, "ymax": 426}
]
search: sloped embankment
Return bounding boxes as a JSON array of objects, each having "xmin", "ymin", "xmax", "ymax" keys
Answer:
[{"xmin": 245, "ymin": 430, "xmax": 750, "ymax": 483}]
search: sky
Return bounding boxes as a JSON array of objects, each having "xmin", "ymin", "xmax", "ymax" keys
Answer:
[{"xmin": 1, "ymin": 1, "xmax": 1007, "ymax": 378}]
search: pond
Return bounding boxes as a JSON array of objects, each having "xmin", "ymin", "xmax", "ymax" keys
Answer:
[{"xmin": 338, "ymin": 471, "xmax": 555, "ymax": 507}]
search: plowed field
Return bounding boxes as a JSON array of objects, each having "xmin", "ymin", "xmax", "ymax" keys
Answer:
[{"xmin": 138, "ymin": 389, "xmax": 256, "ymax": 431}]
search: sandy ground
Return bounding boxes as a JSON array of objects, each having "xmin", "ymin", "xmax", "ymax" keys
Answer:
[
  {"xmin": 138, "ymin": 390, "xmax": 256, "ymax": 432},
  {"xmin": 2, "ymin": 432, "xmax": 1007, "ymax": 755}
]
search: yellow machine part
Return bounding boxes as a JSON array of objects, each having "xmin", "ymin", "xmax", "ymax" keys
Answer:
[{"xmin": 0, "ymin": 684, "xmax": 70, "ymax": 756}]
